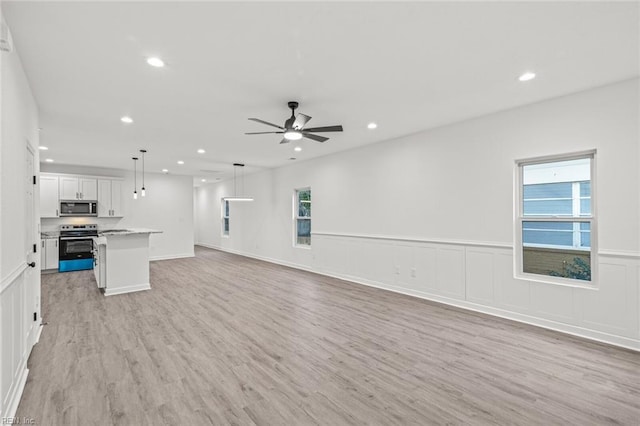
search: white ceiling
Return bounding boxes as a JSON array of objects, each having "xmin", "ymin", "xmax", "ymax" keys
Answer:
[{"xmin": 3, "ymin": 1, "xmax": 638, "ymax": 185}]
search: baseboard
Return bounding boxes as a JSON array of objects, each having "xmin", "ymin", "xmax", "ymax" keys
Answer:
[
  {"xmin": 149, "ymin": 252, "xmax": 195, "ymax": 261},
  {"xmin": 197, "ymin": 244, "xmax": 640, "ymax": 352},
  {"xmin": 34, "ymin": 323, "xmax": 43, "ymax": 344},
  {"xmin": 104, "ymin": 283, "xmax": 151, "ymax": 296},
  {"xmin": 195, "ymin": 243, "xmax": 315, "ymax": 273},
  {"xmin": 4, "ymin": 365, "xmax": 28, "ymax": 420}
]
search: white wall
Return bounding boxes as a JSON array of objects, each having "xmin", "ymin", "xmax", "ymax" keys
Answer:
[
  {"xmin": 40, "ymin": 164, "xmax": 195, "ymax": 260},
  {"xmin": 196, "ymin": 79, "xmax": 640, "ymax": 350},
  {"xmin": 0, "ymin": 8, "xmax": 41, "ymax": 419}
]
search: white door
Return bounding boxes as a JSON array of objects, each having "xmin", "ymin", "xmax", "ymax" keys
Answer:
[
  {"xmin": 39, "ymin": 175, "xmax": 59, "ymax": 217},
  {"xmin": 111, "ymin": 180, "xmax": 124, "ymax": 217},
  {"xmin": 59, "ymin": 176, "xmax": 79, "ymax": 200},
  {"xmin": 97, "ymin": 179, "xmax": 112, "ymax": 217},
  {"xmin": 25, "ymin": 146, "xmax": 40, "ymax": 345},
  {"xmin": 80, "ymin": 178, "xmax": 97, "ymax": 200}
]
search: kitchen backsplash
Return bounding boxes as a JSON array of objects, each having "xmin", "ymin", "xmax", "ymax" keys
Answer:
[{"xmin": 41, "ymin": 217, "xmax": 124, "ymax": 233}]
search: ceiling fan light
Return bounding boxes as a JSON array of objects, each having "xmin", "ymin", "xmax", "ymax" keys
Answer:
[{"xmin": 284, "ymin": 130, "xmax": 303, "ymax": 141}]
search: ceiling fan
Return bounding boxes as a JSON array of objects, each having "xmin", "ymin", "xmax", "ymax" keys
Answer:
[{"xmin": 245, "ymin": 101, "xmax": 343, "ymax": 144}]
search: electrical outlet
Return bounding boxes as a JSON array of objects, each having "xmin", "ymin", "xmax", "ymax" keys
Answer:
[{"xmin": 410, "ymin": 268, "xmax": 416, "ymax": 278}]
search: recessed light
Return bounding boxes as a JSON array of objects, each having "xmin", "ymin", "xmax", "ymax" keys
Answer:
[
  {"xmin": 177, "ymin": 160, "xmax": 184, "ymax": 165},
  {"xmin": 518, "ymin": 72, "xmax": 536, "ymax": 82},
  {"xmin": 294, "ymin": 146, "xmax": 302, "ymax": 152},
  {"xmin": 197, "ymin": 149, "xmax": 206, "ymax": 154},
  {"xmin": 39, "ymin": 146, "xmax": 49, "ymax": 150},
  {"xmin": 147, "ymin": 57, "xmax": 165, "ymax": 68},
  {"xmin": 45, "ymin": 158, "xmax": 54, "ymax": 163},
  {"xmin": 162, "ymin": 169, "xmax": 169, "ymax": 173},
  {"xmin": 121, "ymin": 116, "xmax": 133, "ymax": 124},
  {"xmin": 367, "ymin": 122, "xmax": 378, "ymax": 129},
  {"xmin": 201, "ymin": 179, "xmax": 207, "ymax": 182}
]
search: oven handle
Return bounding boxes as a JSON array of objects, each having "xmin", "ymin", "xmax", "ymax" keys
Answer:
[{"xmin": 60, "ymin": 236, "xmax": 96, "ymax": 240}]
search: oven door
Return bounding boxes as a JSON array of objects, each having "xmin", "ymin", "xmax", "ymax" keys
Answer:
[
  {"xmin": 59, "ymin": 237, "xmax": 95, "ymax": 272},
  {"xmin": 59, "ymin": 238, "xmax": 94, "ymax": 260}
]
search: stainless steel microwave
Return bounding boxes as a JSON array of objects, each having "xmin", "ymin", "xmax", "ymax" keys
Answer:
[{"xmin": 59, "ymin": 200, "xmax": 98, "ymax": 217}]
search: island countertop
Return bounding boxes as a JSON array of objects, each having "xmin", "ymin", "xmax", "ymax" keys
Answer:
[{"xmin": 98, "ymin": 228, "xmax": 162, "ymax": 236}]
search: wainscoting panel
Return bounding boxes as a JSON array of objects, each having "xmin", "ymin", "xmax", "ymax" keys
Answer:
[
  {"xmin": 393, "ymin": 242, "xmax": 415, "ymax": 288},
  {"xmin": 466, "ymin": 248, "xmax": 495, "ymax": 305},
  {"xmin": 413, "ymin": 245, "xmax": 438, "ymax": 292},
  {"xmin": 308, "ymin": 233, "xmax": 640, "ymax": 350},
  {"xmin": 494, "ymin": 252, "xmax": 531, "ymax": 312},
  {"xmin": 529, "ymin": 282, "xmax": 576, "ymax": 324},
  {"xmin": 358, "ymin": 240, "xmax": 395, "ymax": 285},
  {"xmin": 0, "ymin": 270, "xmax": 29, "ymax": 419},
  {"xmin": 581, "ymin": 258, "xmax": 637, "ymax": 337},
  {"xmin": 436, "ymin": 246, "xmax": 466, "ymax": 299}
]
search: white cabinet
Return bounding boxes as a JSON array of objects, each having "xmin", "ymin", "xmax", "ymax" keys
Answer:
[
  {"xmin": 40, "ymin": 239, "xmax": 59, "ymax": 270},
  {"xmin": 40, "ymin": 175, "xmax": 59, "ymax": 218},
  {"xmin": 59, "ymin": 176, "xmax": 97, "ymax": 200},
  {"xmin": 97, "ymin": 179, "xmax": 124, "ymax": 217},
  {"xmin": 40, "ymin": 173, "xmax": 123, "ymax": 219}
]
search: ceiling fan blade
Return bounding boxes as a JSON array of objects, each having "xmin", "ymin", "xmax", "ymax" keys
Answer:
[
  {"xmin": 302, "ymin": 133, "xmax": 329, "ymax": 143},
  {"xmin": 279, "ymin": 138, "xmax": 290, "ymax": 144},
  {"xmin": 248, "ymin": 118, "xmax": 284, "ymax": 130},
  {"xmin": 245, "ymin": 131, "xmax": 284, "ymax": 135},
  {"xmin": 293, "ymin": 113, "xmax": 311, "ymax": 130},
  {"xmin": 302, "ymin": 125, "xmax": 343, "ymax": 133}
]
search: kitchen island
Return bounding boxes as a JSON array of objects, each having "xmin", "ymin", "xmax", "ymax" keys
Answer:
[{"xmin": 93, "ymin": 228, "xmax": 162, "ymax": 296}]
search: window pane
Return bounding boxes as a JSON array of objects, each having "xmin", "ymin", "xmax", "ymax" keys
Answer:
[
  {"xmin": 225, "ymin": 201, "xmax": 229, "ymax": 217},
  {"xmin": 523, "ymin": 246, "xmax": 591, "ymax": 281},
  {"xmin": 580, "ymin": 222, "xmax": 591, "ymax": 248},
  {"xmin": 580, "ymin": 181, "xmax": 591, "ymax": 197},
  {"xmin": 523, "ymin": 182, "xmax": 572, "ymax": 199},
  {"xmin": 296, "ymin": 219, "xmax": 311, "ymax": 245},
  {"xmin": 298, "ymin": 202, "xmax": 311, "ymax": 217},
  {"xmin": 298, "ymin": 189, "xmax": 311, "ymax": 217},
  {"xmin": 223, "ymin": 218, "xmax": 229, "ymax": 234},
  {"xmin": 580, "ymin": 198, "xmax": 591, "ymax": 215},
  {"xmin": 523, "ymin": 229, "xmax": 574, "ymax": 247},
  {"xmin": 523, "ymin": 200, "xmax": 572, "ymax": 215},
  {"xmin": 523, "ymin": 221, "xmax": 591, "ymax": 249}
]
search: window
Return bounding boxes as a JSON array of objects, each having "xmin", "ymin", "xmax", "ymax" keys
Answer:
[
  {"xmin": 295, "ymin": 188, "xmax": 311, "ymax": 246},
  {"xmin": 516, "ymin": 152, "xmax": 596, "ymax": 284},
  {"xmin": 222, "ymin": 199, "xmax": 230, "ymax": 236}
]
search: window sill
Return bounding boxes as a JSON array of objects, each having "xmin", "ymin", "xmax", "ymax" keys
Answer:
[
  {"xmin": 515, "ymin": 272, "xmax": 598, "ymax": 290},
  {"xmin": 294, "ymin": 244, "xmax": 311, "ymax": 250}
]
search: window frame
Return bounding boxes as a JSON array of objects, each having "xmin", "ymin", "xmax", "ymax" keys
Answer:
[
  {"xmin": 221, "ymin": 199, "xmax": 230, "ymax": 237},
  {"xmin": 514, "ymin": 150, "xmax": 598, "ymax": 287},
  {"xmin": 294, "ymin": 187, "xmax": 311, "ymax": 248}
]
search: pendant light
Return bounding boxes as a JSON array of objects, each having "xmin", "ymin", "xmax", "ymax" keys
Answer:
[
  {"xmin": 140, "ymin": 149, "xmax": 147, "ymax": 197},
  {"xmin": 132, "ymin": 157, "xmax": 138, "ymax": 199},
  {"xmin": 223, "ymin": 163, "xmax": 254, "ymax": 201}
]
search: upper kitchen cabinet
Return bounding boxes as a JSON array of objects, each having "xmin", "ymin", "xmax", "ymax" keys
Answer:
[
  {"xmin": 97, "ymin": 179, "xmax": 124, "ymax": 217},
  {"xmin": 40, "ymin": 174, "xmax": 59, "ymax": 218},
  {"xmin": 59, "ymin": 176, "xmax": 97, "ymax": 200}
]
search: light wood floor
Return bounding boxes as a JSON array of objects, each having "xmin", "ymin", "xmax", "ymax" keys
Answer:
[{"xmin": 18, "ymin": 246, "xmax": 640, "ymax": 425}]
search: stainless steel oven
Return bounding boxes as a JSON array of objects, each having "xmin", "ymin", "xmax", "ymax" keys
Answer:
[
  {"xmin": 59, "ymin": 224, "xmax": 98, "ymax": 272},
  {"xmin": 59, "ymin": 201, "xmax": 98, "ymax": 217}
]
